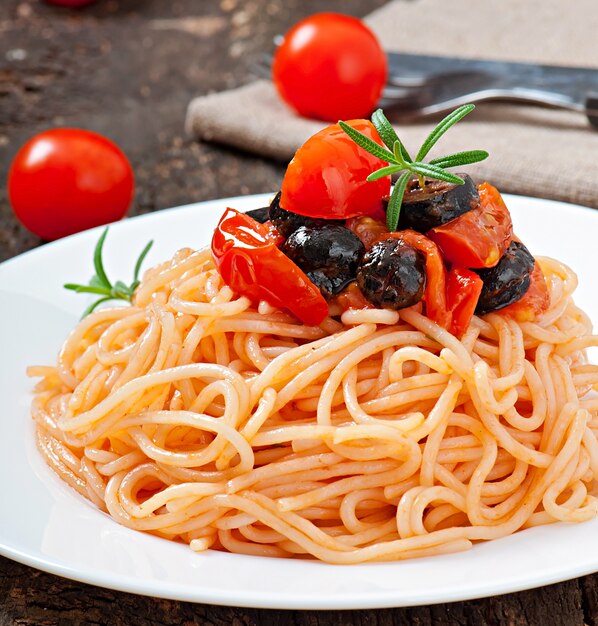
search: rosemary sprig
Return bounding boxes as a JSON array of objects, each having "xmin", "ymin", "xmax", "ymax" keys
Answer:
[
  {"xmin": 64, "ymin": 227, "xmax": 154, "ymax": 317},
  {"xmin": 339, "ymin": 104, "xmax": 488, "ymax": 231}
]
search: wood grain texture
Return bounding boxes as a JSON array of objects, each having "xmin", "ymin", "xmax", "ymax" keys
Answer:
[{"xmin": 0, "ymin": 1, "xmax": 596, "ymax": 624}]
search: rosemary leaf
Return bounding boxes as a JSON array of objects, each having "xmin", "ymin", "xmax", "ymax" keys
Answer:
[
  {"xmin": 63, "ymin": 284, "xmax": 111, "ymax": 296},
  {"xmin": 429, "ymin": 149, "xmax": 489, "ymax": 169},
  {"xmin": 92, "ymin": 228, "xmax": 112, "ymax": 289},
  {"xmin": 89, "ymin": 275, "xmax": 105, "ymax": 289},
  {"xmin": 415, "ymin": 104, "xmax": 475, "ymax": 162},
  {"xmin": 366, "ymin": 165, "xmax": 402, "ymax": 182},
  {"xmin": 409, "ymin": 162, "xmax": 465, "ymax": 185},
  {"xmin": 112, "ymin": 280, "xmax": 133, "ymax": 299},
  {"xmin": 392, "ymin": 141, "xmax": 409, "ymax": 168},
  {"xmin": 133, "ymin": 240, "xmax": 154, "ymax": 283},
  {"xmin": 386, "ymin": 171, "xmax": 412, "ymax": 231},
  {"xmin": 338, "ymin": 121, "xmax": 397, "ymax": 164},
  {"xmin": 371, "ymin": 109, "xmax": 412, "ymax": 162},
  {"xmin": 65, "ymin": 228, "xmax": 153, "ymax": 317}
]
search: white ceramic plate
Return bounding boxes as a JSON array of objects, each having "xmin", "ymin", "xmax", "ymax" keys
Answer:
[{"xmin": 0, "ymin": 193, "xmax": 596, "ymax": 610}]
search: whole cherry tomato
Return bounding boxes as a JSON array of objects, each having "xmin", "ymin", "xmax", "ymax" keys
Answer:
[
  {"xmin": 211, "ymin": 208, "xmax": 329, "ymax": 326},
  {"xmin": 43, "ymin": 0, "xmax": 98, "ymax": 6},
  {"xmin": 281, "ymin": 120, "xmax": 391, "ymax": 220},
  {"xmin": 8, "ymin": 129, "xmax": 134, "ymax": 240},
  {"xmin": 272, "ymin": 13, "xmax": 387, "ymax": 122},
  {"xmin": 427, "ymin": 183, "xmax": 513, "ymax": 269}
]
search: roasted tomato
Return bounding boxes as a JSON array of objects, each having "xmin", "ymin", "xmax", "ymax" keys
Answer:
[
  {"xmin": 445, "ymin": 267, "xmax": 483, "ymax": 337},
  {"xmin": 346, "ymin": 215, "xmax": 389, "ymax": 250},
  {"xmin": 500, "ymin": 261, "xmax": 550, "ymax": 322},
  {"xmin": 333, "ymin": 282, "xmax": 373, "ymax": 311},
  {"xmin": 390, "ymin": 230, "xmax": 451, "ymax": 330},
  {"xmin": 280, "ymin": 120, "xmax": 391, "ymax": 220},
  {"xmin": 211, "ymin": 208, "xmax": 328, "ymax": 326},
  {"xmin": 387, "ymin": 231, "xmax": 482, "ymax": 336},
  {"xmin": 427, "ymin": 182, "xmax": 513, "ymax": 269}
]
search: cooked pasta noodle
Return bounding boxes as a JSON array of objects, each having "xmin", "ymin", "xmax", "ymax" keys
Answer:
[{"xmin": 29, "ymin": 247, "xmax": 598, "ymax": 563}]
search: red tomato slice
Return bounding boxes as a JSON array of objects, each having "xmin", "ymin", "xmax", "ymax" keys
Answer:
[
  {"xmin": 280, "ymin": 120, "xmax": 391, "ymax": 220},
  {"xmin": 500, "ymin": 262, "xmax": 550, "ymax": 322},
  {"xmin": 427, "ymin": 182, "xmax": 513, "ymax": 268},
  {"xmin": 211, "ymin": 208, "xmax": 328, "ymax": 326},
  {"xmin": 272, "ymin": 13, "xmax": 387, "ymax": 122},
  {"xmin": 445, "ymin": 268, "xmax": 483, "ymax": 336}
]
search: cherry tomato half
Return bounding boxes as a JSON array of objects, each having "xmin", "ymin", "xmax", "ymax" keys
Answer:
[
  {"xmin": 8, "ymin": 129, "xmax": 134, "ymax": 241},
  {"xmin": 427, "ymin": 183, "xmax": 513, "ymax": 269},
  {"xmin": 281, "ymin": 120, "xmax": 391, "ymax": 220},
  {"xmin": 272, "ymin": 13, "xmax": 387, "ymax": 122},
  {"xmin": 211, "ymin": 208, "xmax": 329, "ymax": 326}
]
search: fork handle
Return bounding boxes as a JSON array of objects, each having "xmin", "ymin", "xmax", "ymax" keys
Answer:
[{"xmin": 470, "ymin": 86, "xmax": 598, "ymax": 126}]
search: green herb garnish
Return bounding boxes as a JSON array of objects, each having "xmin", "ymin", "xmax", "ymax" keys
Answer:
[
  {"xmin": 64, "ymin": 227, "xmax": 154, "ymax": 317},
  {"xmin": 339, "ymin": 104, "xmax": 488, "ymax": 231}
]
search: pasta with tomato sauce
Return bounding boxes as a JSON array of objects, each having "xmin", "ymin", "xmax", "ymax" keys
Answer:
[{"xmin": 29, "ymin": 109, "xmax": 598, "ymax": 563}]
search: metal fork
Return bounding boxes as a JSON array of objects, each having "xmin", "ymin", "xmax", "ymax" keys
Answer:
[{"xmin": 254, "ymin": 53, "xmax": 598, "ymax": 126}]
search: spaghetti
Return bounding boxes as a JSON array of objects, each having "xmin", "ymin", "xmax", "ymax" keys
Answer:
[{"xmin": 29, "ymin": 246, "xmax": 598, "ymax": 563}]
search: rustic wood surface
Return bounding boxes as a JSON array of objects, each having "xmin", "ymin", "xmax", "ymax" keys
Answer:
[{"xmin": 0, "ymin": 1, "xmax": 596, "ymax": 624}]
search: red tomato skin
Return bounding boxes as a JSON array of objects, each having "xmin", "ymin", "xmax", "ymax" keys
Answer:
[
  {"xmin": 211, "ymin": 208, "xmax": 329, "ymax": 326},
  {"xmin": 281, "ymin": 120, "xmax": 391, "ymax": 220},
  {"xmin": 427, "ymin": 183, "xmax": 513, "ymax": 269},
  {"xmin": 445, "ymin": 268, "xmax": 483, "ymax": 337},
  {"xmin": 272, "ymin": 13, "xmax": 387, "ymax": 122},
  {"xmin": 8, "ymin": 129, "xmax": 134, "ymax": 241},
  {"xmin": 388, "ymin": 230, "xmax": 451, "ymax": 330},
  {"xmin": 500, "ymin": 262, "xmax": 550, "ymax": 322},
  {"xmin": 385, "ymin": 231, "xmax": 481, "ymax": 336},
  {"xmin": 43, "ymin": 0, "xmax": 98, "ymax": 6}
]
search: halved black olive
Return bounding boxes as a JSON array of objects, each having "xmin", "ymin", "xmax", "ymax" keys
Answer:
[
  {"xmin": 357, "ymin": 238, "xmax": 426, "ymax": 309},
  {"xmin": 269, "ymin": 191, "xmax": 342, "ymax": 237},
  {"xmin": 475, "ymin": 241, "xmax": 535, "ymax": 315},
  {"xmin": 395, "ymin": 174, "xmax": 479, "ymax": 232},
  {"xmin": 245, "ymin": 207, "xmax": 270, "ymax": 224},
  {"xmin": 281, "ymin": 225, "xmax": 365, "ymax": 299}
]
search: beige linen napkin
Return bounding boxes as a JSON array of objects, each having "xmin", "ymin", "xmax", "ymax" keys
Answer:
[{"xmin": 186, "ymin": 0, "xmax": 598, "ymax": 208}]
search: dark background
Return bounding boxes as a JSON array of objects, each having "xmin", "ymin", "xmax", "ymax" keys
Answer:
[{"xmin": 0, "ymin": 1, "xmax": 597, "ymax": 624}]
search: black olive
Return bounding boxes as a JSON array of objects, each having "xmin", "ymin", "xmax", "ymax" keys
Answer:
[
  {"xmin": 357, "ymin": 238, "xmax": 426, "ymax": 309},
  {"xmin": 394, "ymin": 174, "xmax": 479, "ymax": 232},
  {"xmin": 281, "ymin": 225, "xmax": 365, "ymax": 298},
  {"xmin": 475, "ymin": 241, "xmax": 535, "ymax": 315},
  {"xmin": 245, "ymin": 207, "xmax": 270, "ymax": 224},
  {"xmin": 269, "ymin": 191, "xmax": 342, "ymax": 237}
]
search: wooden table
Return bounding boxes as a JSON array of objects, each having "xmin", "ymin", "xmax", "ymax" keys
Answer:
[{"xmin": 0, "ymin": 1, "xmax": 596, "ymax": 623}]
